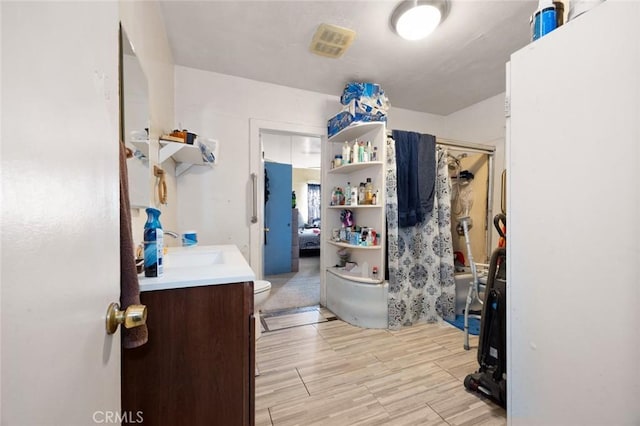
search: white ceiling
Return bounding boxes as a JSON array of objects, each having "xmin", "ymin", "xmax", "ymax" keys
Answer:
[{"xmin": 159, "ymin": 0, "xmax": 536, "ymax": 115}]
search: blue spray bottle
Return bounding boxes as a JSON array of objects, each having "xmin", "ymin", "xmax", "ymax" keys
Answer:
[
  {"xmin": 144, "ymin": 207, "xmax": 164, "ymax": 277},
  {"xmin": 532, "ymin": 0, "xmax": 557, "ymax": 41}
]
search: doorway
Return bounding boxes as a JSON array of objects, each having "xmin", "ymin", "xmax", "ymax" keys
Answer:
[
  {"xmin": 262, "ymin": 131, "xmax": 321, "ymax": 312},
  {"xmin": 249, "ymin": 120, "xmax": 326, "ymax": 314},
  {"xmin": 448, "ymin": 150, "xmax": 492, "ymax": 268}
]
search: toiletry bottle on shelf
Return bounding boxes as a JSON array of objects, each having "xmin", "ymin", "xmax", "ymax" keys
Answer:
[
  {"xmin": 358, "ymin": 182, "xmax": 365, "ymax": 205},
  {"xmin": 358, "ymin": 142, "xmax": 364, "ymax": 163},
  {"xmin": 352, "ymin": 140, "xmax": 359, "ymax": 164},
  {"xmin": 343, "ymin": 141, "xmax": 351, "ymax": 164},
  {"xmin": 372, "ymin": 146, "xmax": 378, "ymax": 161},
  {"xmin": 144, "ymin": 207, "xmax": 164, "ymax": 277},
  {"xmin": 351, "ymin": 185, "xmax": 359, "ymax": 206},
  {"xmin": 366, "ymin": 141, "xmax": 372, "ymax": 162},
  {"xmin": 346, "ymin": 182, "xmax": 352, "ymax": 205},
  {"xmin": 365, "ymin": 178, "xmax": 373, "ymax": 204}
]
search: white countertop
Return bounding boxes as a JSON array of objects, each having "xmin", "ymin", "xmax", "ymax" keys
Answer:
[{"xmin": 138, "ymin": 245, "xmax": 256, "ymax": 292}]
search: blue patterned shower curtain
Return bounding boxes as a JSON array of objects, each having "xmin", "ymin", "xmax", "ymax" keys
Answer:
[{"xmin": 385, "ymin": 137, "xmax": 456, "ymax": 329}]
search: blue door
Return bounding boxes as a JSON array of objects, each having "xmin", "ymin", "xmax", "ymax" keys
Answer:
[{"xmin": 264, "ymin": 161, "xmax": 292, "ymax": 275}]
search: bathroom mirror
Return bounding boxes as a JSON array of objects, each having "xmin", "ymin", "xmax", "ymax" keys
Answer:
[{"xmin": 120, "ymin": 25, "xmax": 150, "ymax": 208}]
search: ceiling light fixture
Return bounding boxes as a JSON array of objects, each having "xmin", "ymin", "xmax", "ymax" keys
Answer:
[{"xmin": 391, "ymin": 0, "xmax": 449, "ymax": 41}]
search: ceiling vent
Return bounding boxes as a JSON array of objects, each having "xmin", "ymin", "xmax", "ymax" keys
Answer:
[{"xmin": 309, "ymin": 23, "xmax": 356, "ymax": 59}]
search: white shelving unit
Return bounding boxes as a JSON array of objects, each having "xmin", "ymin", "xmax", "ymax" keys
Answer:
[
  {"xmin": 130, "ymin": 139, "xmax": 150, "ymax": 157},
  {"xmin": 129, "ymin": 139, "xmax": 215, "ymax": 176},
  {"xmin": 159, "ymin": 141, "xmax": 213, "ymax": 176},
  {"xmin": 326, "ymin": 240, "xmax": 382, "ymax": 250},
  {"xmin": 159, "ymin": 141, "xmax": 210, "ymax": 176},
  {"xmin": 322, "ymin": 121, "xmax": 388, "ymax": 329},
  {"xmin": 327, "ymin": 161, "xmax": 384, "ymax": 174}
]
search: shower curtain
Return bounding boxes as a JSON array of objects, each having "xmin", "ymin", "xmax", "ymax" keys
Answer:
[{"xmin": 385, "ymin": 135, "xmax": 456, "ymax": 329}]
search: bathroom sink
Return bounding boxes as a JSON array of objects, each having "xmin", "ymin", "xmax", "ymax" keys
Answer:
[
  {"xmin": 138, "ymin": 245, "xmax": 255, "ymax": 292},
  {"xmin": 163, "ymin": 249, "xmax": 223, "ymax": 268}
]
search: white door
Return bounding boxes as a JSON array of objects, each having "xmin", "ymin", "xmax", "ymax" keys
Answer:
[{"xmin": 1, "ymin": 2, "xmax": 122, "ymax": 424}]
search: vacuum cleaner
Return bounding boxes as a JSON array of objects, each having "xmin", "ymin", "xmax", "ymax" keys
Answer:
[{"xmin": 464, "ymin": 213, "xmax": 507, "ymax": 408}]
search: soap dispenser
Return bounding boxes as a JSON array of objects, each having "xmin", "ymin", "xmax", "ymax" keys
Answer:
[{"xmin": 144, "ymin": 207, "xmax": 164, "ymax": 277}]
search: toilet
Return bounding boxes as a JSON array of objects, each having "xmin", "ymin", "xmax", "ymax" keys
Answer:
[{"xmin": 253, "ymin": 280, "xmax": 271, "ymax": 340}]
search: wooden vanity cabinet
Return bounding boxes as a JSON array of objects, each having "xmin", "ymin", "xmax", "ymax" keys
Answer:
[{"xmin": 122, "ymin": 282, "xmax": 255, "ymax": 426}]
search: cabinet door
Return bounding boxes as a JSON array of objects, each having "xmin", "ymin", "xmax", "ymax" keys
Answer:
[{"xmin": 122, "ymin": 283, "xmax": 254, "ymax": 426}]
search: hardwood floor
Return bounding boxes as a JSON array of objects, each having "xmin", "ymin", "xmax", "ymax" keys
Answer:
[{"xmin": 255, "ymin": 314, "xmax": 506, "ymax": 425}]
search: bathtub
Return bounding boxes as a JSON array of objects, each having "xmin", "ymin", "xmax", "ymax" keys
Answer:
[{"xmin": 454, "ymin": 271, "xmax": 487, "ymax": 315}]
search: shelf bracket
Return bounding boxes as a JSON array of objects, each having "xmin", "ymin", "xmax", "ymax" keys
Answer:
[
  {"xmin": 175, "ymin": 163, "xmax": 192, "ymax": 177},
  {"xmin": 159, "ymin": 142, "xmax": 184, "ymax": 163}
]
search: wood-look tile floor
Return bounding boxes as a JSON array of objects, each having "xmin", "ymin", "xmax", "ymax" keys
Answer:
[{"xmin": 256, "ymin": 313, "xmax": 505, "ymax": 426}]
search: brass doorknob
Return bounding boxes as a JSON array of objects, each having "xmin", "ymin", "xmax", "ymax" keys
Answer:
[{"xmin": 105, "ymin": 303, "xmax": 147, "ymax": 335}]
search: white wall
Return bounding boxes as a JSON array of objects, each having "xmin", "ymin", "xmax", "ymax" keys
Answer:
[
  {"xmin": 174, "ymin": 67, "xmax": 337, "ymax": 259},
  {"xmin": 120, "ymin": 1, "xmax": 176, "ymax": 246},
  {"xmin": 174, "ymin": 67, "xmax": 458, "ymax": 262},
  {"xmin": 387, "ymin": 106, "xmax": 447, "ymax": 137},
  {"xmin": 445, "ymin": 92, "xmax": 506, "ymax": 249}
]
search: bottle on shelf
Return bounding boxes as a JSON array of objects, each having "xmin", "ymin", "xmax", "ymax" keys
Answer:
[
  {"xmin": 358, "ymin": 142, "xmax": 364, "ymax": 163},
  {"xmin": 352, "ymin": 140, "xmax": 359, "ymax": 164},
  {"xmin": 365, "ymin": 141, "xmax": 372, "ymax": 162},
  {"xmin": 346, "ymin": 181, "xmax": 352, "ymax": 205},
  {"xmin": 351, "ymin": 185, "xmax": 358, "ymax": 206},
  {"xmin": 372, "ymin": 146, "xmax": 378, "ymax": 161},
  {"xmin": 358, "ymin": 182, "xmax": 365, "ymax": 205},
  {"xmin": 365, "ymin": 178, "xmax": 373, "ymax": 205},
  {"xmin": 331, "ymin": 187, "xmax": 340, "ymax": 206},
  {"xmin": 342, "ymin": 141, "xmax": 351, "ymax": 164}
]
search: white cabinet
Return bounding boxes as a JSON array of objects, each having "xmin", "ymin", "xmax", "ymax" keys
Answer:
[
  {"xmin": 507, "ymin": 1, "xmax": 640, "ymax": 422},
  {"xmin": 322, "ymin": 122, "xmax": 389, "ymax": 328}
]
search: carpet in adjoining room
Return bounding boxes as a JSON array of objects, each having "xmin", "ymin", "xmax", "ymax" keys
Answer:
[{"xmin": 262, "ymin": 256, "xmax": 320, "ymax": 312}]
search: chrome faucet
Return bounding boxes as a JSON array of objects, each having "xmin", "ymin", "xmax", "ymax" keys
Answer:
[{"xmin": 164, "ymin": 230, "xmax": 179, "ymax": 239}]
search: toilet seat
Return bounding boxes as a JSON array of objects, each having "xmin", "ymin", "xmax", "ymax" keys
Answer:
[{"xmin": 254, "ymin": 280, "xmax": 271, "ymax": 294}]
